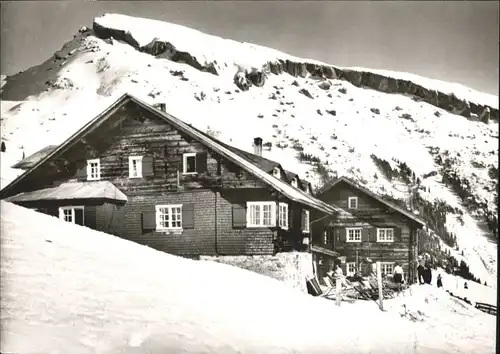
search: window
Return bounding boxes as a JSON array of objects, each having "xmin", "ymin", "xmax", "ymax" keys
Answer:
[
  {"xmin": 86, "ymin": 158, "xmax": 101, "ymax": 180},
  {"xmin": 247, "ymin": 201, "xmax": 276, "ymax": 227},
  {"xmin": 291, "ymin": 177, "xmax": 298, "ymax": 188},
  {"xmin": 59, "ymin": 206, "xmax": 84, "ymax": 226},
  {"xmin": 324, "ymin": 230, "xmax": 334, "ymax": 245},
  {"xmin": 303, "ymin": 210, "xmax": 310, "ymax": 233},
  {"xmin": 377, "ymin": 228, "xmax": 394, "ymax": 242},
  {"xmin": 156, "ymin": 205, "xmax": 183, "ymax": 230},
  {"xmin": 128, "ymin": 156, "xmax": 143, "ymax": 178},
  {"xmin": 346, "ymin": 262, "xmax": 357, "ymax": 277},
  {"xmin": 348, "ymin": 196, "xmax": 358, "ymax": 209},
  {"xmin": 183, "ymin": 153, "xmax": 197, "ymax": 174},
  {"xmin": 278, "ymin": 203, "xmax": 288, "ymax": 229},
  {"xmin": 272, "ymin": 167, "xmax": 281, "ymax": 179},
  {"xmin": 381, "ymin": 262, "xmax": 395, "ymax": 276},
  {"xmin": 346, "ymin": 228, "xmax": 362, "ymax": 242}
]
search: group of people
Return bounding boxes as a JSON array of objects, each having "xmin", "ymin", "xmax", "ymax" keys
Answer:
[{"xmin": 329, "ymin": 259, "xmax": 448, "ymax": 290}]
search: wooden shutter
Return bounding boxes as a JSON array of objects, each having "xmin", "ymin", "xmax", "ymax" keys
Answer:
[
  {"xmin": 182, "ymin": 203, "xmax": 195, "ymax": 229},
  {"xmin": 362, "ymin": 228, "xmax": 369, "ymax": 242},
  {"xmin": 142, "ymin": 211, "xmax": 156, "ymax": 231},
  {"xmin": 75, "ymin": 208, "xmax": 84, "ymax": 226},
  {"xmin": 370, "ymin": 227, "xmax": 378, "ymax": 242},
  {"xmin": 76, "ymin": 163, "xmax": 87, "ymax": 180},
  {"xmin": 301, "ymin": 210, "xmax": 306, "ymax": 231},
  {"xmin": 339, "ymin": 228, "xmax": 347, "ymax": 243},
  {"xmin": 394, "ymin": 227, "xmax": 402, "ymax": 242},
  {"xmin": 84, "ymin": 206, "xmax": 97, "ymax": 230},
  {"xmin": 196, "ymin": 152, "xmax": 208, "ymax": 173},
  {"xmin": 142, "ymin": 156, "xmax": 155, "ymax": 177},
  {"xmin": 232, "ymin": 204, "xmax": 247, "ymax": 228},
  {"xmin": 289, "ymin": 207, "xmax": 295, "ymax": 229}
]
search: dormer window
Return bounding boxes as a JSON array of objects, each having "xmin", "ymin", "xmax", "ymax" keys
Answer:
[
  {"xmin": 291, "ymin": 177, "xmax": 298, "ymax": 188},
  {"xmin": 86, "ymin": 158, "xmax": 101, "ymax": 181},
  {"xmin": 272, "ymin": 167, "xmax": 281, "ymax": 179},
  {"xmin": 348, "ymin": 196, "xmax": 358, "ymax": 209}
]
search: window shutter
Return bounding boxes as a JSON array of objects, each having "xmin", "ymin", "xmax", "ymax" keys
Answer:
[
  {"xmin": 142, "ymin": 156, "xmax": 155, "ymax": 177},
  {"xmin": 394, "ymin": 227, "xmax": 402, "ymax": 242},
  {"xmin": 301, "ymin": 210, "xmax": 306, "ymax": 231},
  {"xmin": 232, "ymin": 204, "xmax": 246, "ymax": 228},
  {"xmin": 75, "ymin": 208, "xmax": 84, "ymax": 226},
  {"xmin": 362, "ymin": 228, "xmax": 369, "ymax": 242},
  {"xmin": 182, "ymin": 203, "xmax": 195, "ymax": 229},
  {"xmin": 84, "ymin": 206, "xmax": 97, "ymax": 230},
  {"xmin": 76, "ymin": 163, "xmax": 87, "ymax": 180},
  {"xmin": 370, "ymin": 227, "xmax": 378, "ymax": 242},
  {"xmin": 289, "ymin": 207, "xmax": 295, "ymax": 229},
  {"xmin": 142, "ymin": 211, "xmax": 156, "ymax": 231},
  {"xmin": 339, "ymin": 228, "xmax": 347, "ymax": 243},
  {"xmin": 196, "ymin": 152, "xmax": 208, "ymax": 173}
]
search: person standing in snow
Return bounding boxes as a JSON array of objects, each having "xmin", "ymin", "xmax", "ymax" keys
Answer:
[
  {"xmin": 393, "ymin": 262, "xmax": 405, "ymax": 289},
  {"xmin": 437, "ymin": 274, "xmax": 443, "ymax": 288},
  {"xmin": 334, "ymin": 263, "xmax": 349, "ymax": 289},
  {"xmin": 422, "ymin": 264, "xmax": 432, "ymax": 284},
  {"xmin": 417, "ymin": 263, "xmax": 425, "ymax": 284}
]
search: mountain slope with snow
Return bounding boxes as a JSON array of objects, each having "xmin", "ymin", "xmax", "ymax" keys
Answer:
[
  {"xmin": 1, "ymin": 201, "xmax": 496, "ymax": 354},
  {"xmin": 0, "ymin": 13, "xmax": 497, "ymax": 287}
]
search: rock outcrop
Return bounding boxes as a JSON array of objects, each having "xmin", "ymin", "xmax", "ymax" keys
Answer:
[{"xmin": 90, "ymin": 21, "xmax": 499, "ymax": 123}]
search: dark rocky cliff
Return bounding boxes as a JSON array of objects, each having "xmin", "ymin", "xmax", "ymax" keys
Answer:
[{"xmin": 92, "ymin": 21, "xmax": 498, "ymax": 124}]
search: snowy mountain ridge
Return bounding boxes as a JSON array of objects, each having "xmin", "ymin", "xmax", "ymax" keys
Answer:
[{"xmin": 0, "ymin": 13, "xmax": 497, "ymax": 287}]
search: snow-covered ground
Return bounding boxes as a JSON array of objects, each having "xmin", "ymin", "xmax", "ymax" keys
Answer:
[
  {"xmin": 0, "ymin": 201, "xmax": 496, "ymax": 354},
  {"xmin": 0, "ymin": 14, "xmax": 497, "ymax": 286}
]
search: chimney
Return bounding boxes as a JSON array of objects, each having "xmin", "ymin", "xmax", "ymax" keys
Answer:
[
  {"xmin": 253, "ymin": 137, "xmax": 263, "ymax": 156},
  {"xmin": 154, "ymin": 103, "xmax": 166, "ymax": 112}
]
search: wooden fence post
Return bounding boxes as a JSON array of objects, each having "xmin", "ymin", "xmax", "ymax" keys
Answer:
[
  {"xmin": 336, "ymin": 277, "xmax": 341, "ymax": 306},
  {"xmin": 377, "ymin": 261, "xmax": 384, "ymax": 311}
]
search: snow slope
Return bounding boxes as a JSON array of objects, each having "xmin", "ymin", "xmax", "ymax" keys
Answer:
[
  {"xmin": 0, "ymin": 201, "xmax": 496, "ymax": 354},
  {"xmin": 0, "ymin": 13, "xmax": 497, "ymax": 287}
]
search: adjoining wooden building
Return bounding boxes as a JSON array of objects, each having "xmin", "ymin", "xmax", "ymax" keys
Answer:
[
  {"xmin": 311, "ymin": 176, "xmax": 426, "ymax": 284},
  {"xmin": 0, "ymin": 93, "xmax": 344, "ymax": 258}
]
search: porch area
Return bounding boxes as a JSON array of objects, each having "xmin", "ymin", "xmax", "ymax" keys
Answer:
[{"xmin": 5, "ymin": 181, "xmax": 127, "ymax": 234}]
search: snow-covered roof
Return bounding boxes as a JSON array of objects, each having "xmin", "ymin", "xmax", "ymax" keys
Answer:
[
  {"xmin": 317, "ymin": 176, "xmax": 426, "ymax": 226},
  {"xmin": 5, "ymin": 180, "xmax": 127, "ymax": 203},
  {"xmin": 11, "ymin": 145, "xmax": 58, "ymax": 170},
  {"xmin": 0, "ymin": 93, "xmax": 342, "ymax": 215}
]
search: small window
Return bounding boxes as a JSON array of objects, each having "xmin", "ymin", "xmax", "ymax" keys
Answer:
[
  {"xmin": 278, "ymin": 202, "xmax": 288, "ymax": 229},
  {"xmin": 183, "ymin": 153, "xmax": 197, "ymax": 174},
  {"xmin": 291, "ymin": 177, "xmax": 298, "ymax": 188},
  {"xmin": 348, "ymin": 196, "xmax": 358, "ymax": 209},
  {"xmin": 324, "ymin": 230, "xmax": 334, "ymax": 245},
  {"xmin": 381, "ymin": 262, "xmax": 395, "ymax": 277},
  {"xmin": 247, "ymin": 201, "xmax": 276, "ymax": 227},
  {"xmin": 346, "ymin": 262, "xmax": 357, "ymax": 277},
  {"xmin": 59, "ymin": 206, "xmax": 84, "ymax": 226},
  {"xmin": 272, "ymin": 167, "xmax": 281, "ymax": 179},
  {"xmin": 86, "ymin": 158, "xmax": 101, "ymax": 181},
  {"xmin": 156, "ymin": 204, "xmax": 183, "ymax": 230},
  {"xmin": 129, "ymin": 156, "xmax": 143, "ymax": 178},
  {"xmin": 377, "ymin": 228, "xmax": 394, "ymax": 242},
  {"xmin": 303, "ymin": 210, "xmax": 310, "ymax": 233},
  {"xmin": 346, "ymin": 227, "xmax": 362, "ymax": 242}
]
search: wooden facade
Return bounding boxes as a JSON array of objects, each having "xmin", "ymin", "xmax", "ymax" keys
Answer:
[
  {"xmin": 311, "ymin": 178, "xmax": 425, "ymax": 284},
  {"xmin": 1, "ymin": 94, "xmax": 328, "ymax": 258}
]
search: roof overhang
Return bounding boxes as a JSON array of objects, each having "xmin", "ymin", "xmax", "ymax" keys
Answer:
[
  {"xmin": 5, "ymin": 181, "xmax": 127, "ymax": 204},
  {"xmin": 311, "ymin": 245, "xmax": 339, "ymax": 258}
]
